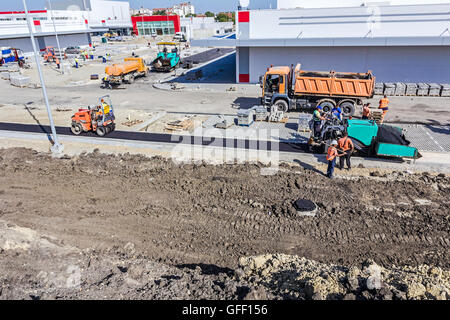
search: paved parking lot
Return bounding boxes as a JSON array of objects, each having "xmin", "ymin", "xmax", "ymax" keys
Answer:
[{"xmin": 201, "ymin": 114, "xmax": 450, "ymax": 153}]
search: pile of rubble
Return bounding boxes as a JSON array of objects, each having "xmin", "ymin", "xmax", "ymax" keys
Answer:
[{"xmin": 237, "ymin": 254, "xmax": 449, "ymax": 300}]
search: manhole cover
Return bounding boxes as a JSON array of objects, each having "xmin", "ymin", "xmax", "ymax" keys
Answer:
[{"xmin": 293, "ymin": 199, "xmax": 317, "ymax": 217}]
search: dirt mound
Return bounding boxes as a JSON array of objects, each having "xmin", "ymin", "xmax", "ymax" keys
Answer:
[
  {"xmin": 238, "ymin": 254, "xmax": 449, "ymax": 300},
  {"xmin": 0, "ymin": 220, "xmax": 265, "ymax": 300}
]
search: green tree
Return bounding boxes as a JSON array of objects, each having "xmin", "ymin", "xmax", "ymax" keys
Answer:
[
  {"xmin": 186, "ymin": 13, "xmax": 197, "ymax": 17},
  {"xmin": 153, "ymin": 10, "xmax": 167, "ymax": 16},
  {"xmin": 215, "ymin": 13, "xmax": 230, "ymax": 22},
  {"xmin": 205, "ymin": 11, "xmax": 215, "ymax": 17}
]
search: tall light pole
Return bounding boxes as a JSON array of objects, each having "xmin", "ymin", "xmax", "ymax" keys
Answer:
[
  {"xmin": 47, "ymin": 0, "xmax": 65, "ymax": 75},
  {"xmin": 22, "ymin": 0, "xmax": 64, "ymax": 154}
]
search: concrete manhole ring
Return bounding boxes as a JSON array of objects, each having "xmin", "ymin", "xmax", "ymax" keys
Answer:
[{"xmin": 293, "ymin": 199, "xmax": 318, "ymax": 217}]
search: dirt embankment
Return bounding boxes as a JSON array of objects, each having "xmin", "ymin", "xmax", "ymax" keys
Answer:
[{"xmin": 0, "ymin": 148, "xmax": 449, "ymax": 299}]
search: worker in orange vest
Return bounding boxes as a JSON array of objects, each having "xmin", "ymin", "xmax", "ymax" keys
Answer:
[
  {"xmin": 326, "ymin": 140, "xmax": 342, "ymax": 179},
  {"xmin": 55, "ymin": 57, "xmax": 60, "ymax": 70},
  {"xmin": 379, "ymin": 95, "xmax": 389, "ymax": 123},
  {"xmin": 362, "ymin": 103, "xmax": 371, "ymax": 120},
  {"xmin": 338, "ymin": 132, "xmax": 355, "ymax": 170}
]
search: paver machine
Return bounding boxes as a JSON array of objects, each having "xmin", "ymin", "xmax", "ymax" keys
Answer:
[
  {"xmin": 151, "ymin": 42, "xmax": 181, "ymax": 72},
  {"xmin": 70, "ymin": 95, "xmax": 115, "ymax": 136},
  {"xmin": 310, "ymin": 115, "xmax": 420, "ymax": 159}
]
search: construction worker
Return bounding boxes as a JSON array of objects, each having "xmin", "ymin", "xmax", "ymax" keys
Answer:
[
  {"xmin": 55, "ymin": 57, "xmax": 60, "ymax": 70},
  {"xmin": 101, "ymin": 99, "xmax": 111, "ymax": 115},
  {"xmin": 312, "ymin": 105, "xmax": 325, "ymax": 138},
  {"xmin": 362, "ymin": 103, "xmax": 371, "ymax": 120},
  {"xmin": 102, "ymin": 76, "xmax": 110, "ymax": 89},
  {"xmin": 74, "ymin": 58, "xmax": 79, "ymax": 68},
  {"xmin": 379, "ymin": 95, "xmax": 389, "ymax": 123},
  {"xmin": 331, "ymin": 105, "xmax": 343, "ymax": 121},
  {"xmin": 326, "ymin": 140, "xmax": 341, "ymax": 179},
  {"xmin": 338, "ymin": 132, "xmax": 354, "ymax": 170}
]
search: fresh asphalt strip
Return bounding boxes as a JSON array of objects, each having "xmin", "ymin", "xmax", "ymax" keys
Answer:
[{"xmin": 0, "ymin": 122, "xmax": 309, "ymax": 153}]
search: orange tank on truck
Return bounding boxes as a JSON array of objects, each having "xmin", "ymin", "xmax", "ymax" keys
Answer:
[
  {"xmin": 104, "ymin": 57, "xmax": 149, "ymax": 86},
  {"xmin": 105, "ymin": 58, "xmax": 148, "ymax": 77},
  {"xmin": 260, "ymin": 63, "xmax": 375, "ymax": 117}
]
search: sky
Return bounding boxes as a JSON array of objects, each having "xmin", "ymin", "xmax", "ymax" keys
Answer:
[{"xmin": 0, "ymin": 0, "xmax": 277, "ymax": 13}]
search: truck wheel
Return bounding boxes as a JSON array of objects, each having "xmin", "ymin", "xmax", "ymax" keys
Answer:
[
  {"xmin": 317, "ymin": 100, "xmax": 335, "ymax": 113},
  {"xmin": 96, "ymin": 126, "xmax": 106, "ymax": 137},
  {"xmin": 274, "ymin": 100, "xmax": 288, "ymax": 113},
  {"xmin": 128, "ymin": 76, "xmax": 135, "ymax": 84},
  {"xmin": 340, "ymin": 101, "xmax": 356, "ymax": 117},
  {"xmin": 71, "ymin": 123, "xmax": 83, "ymax": 135}
]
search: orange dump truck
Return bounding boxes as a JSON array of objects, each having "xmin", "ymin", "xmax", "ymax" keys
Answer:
[
  {"xmin": 105, "ymin": 57, "xmax": 149, "ymax": 86},
  {"xmin": 260, "ymin": 63, "xmax": 375, "ymax": 116}
]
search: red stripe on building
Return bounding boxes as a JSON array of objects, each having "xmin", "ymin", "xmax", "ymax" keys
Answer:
[
  {"xmin": 33, "ymin": 20, "xmax": 41, "ymax": 26},
  {"xmin": 0, "ymin": 10, "xmax": 47, "ymax": 15},
  {"xmin": 239, "ymin": 74, "xmax": 250, "ymax": 83},
  {"xmin": 131, "ymin": 15, "xmax": 181, "ymax": 36},
  {"xmin": 238, "ymin": 11, "xmax": 249, "ymax": 23}
]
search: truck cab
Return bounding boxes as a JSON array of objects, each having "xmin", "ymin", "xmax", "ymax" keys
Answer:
[{"xmin": 260, "ymin": 66, "xmax": 292, "ymax": 112}]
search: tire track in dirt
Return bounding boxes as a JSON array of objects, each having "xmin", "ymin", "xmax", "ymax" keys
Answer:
[{"xmin": 0, "ymin": 148, "xmax": 448, "ymax": 269}]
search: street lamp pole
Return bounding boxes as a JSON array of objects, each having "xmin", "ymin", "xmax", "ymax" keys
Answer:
[
  {"xmin": 47, "ymin": 0, "xmax": 65, "ymax": 75},
  {"xmin": 22, "ymin": 0, "xmax": 64, "ymax": 154}
]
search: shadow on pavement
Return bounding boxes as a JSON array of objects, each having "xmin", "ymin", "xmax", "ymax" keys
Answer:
[
  {"xmin": 232, "ymin": 97, "xmax": 261, "ymax": 109},
  {"xmin": 170, "ymin": 52, "xmax": 236, "ymax": 84},
  {"xmin": 23, "ymin": 103, "xmax": 54, "ymax": 143}
]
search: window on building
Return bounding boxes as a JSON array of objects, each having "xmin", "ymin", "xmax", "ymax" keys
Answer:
[{"xmin": 137, "ymin": 20, "xmax": 175, "ymax": 36}]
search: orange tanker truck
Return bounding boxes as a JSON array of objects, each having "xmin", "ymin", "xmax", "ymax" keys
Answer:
[
  {"xmin": 260, "ymin": 63, "xmax": 375, "ymax": 116},
  {"xmin": 104, "ymin": 57, "xmax": 149, "ymax": 87}
]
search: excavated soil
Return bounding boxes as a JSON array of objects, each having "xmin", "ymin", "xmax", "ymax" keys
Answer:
[{"xmin": 0, "ymin": 148, "xmax": 449, "ymax": 299}]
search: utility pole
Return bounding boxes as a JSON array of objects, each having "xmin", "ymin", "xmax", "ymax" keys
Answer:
[
  {"xmin": 47, "ymin": 0, "xmax": 65, "ymax": 74},
  {"xmin": 22, "ymin": 0, "xmax": 64, "ymax": 155}
]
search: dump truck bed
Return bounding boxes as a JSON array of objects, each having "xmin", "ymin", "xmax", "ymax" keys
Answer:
[{"xmin": 293, "ymin": 64, "xmax": 375, "ymax": 98}]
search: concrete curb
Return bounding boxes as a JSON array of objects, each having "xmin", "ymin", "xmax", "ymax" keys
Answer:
[{"xmin": 1, "ymin": 130, "xmax": 450, "ymax": 173}]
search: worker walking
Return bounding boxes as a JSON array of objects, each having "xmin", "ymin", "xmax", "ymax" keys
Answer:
[
  {"xmin": 379, "ymin": 95, "xmax": 389, "ymax": 123},
  {"xmin": 326, "ymin": 140, "xmax": 341, "ymax": 179},
  {"xmin": 362, "ymin": 103, "xmax": 371, "ymax": 120},
  {"xmin": 312, "ymin": 105, "xmax": 325, "ymax": 138},
  {"xmin": 338, "ymin": 132, "xmax": 354, "ymax": 170},
  {"xmin": 55, "ymin": 57, "xmax": 60, "ymax": 70},
  {"xmin": 74, "ymin": 58, "xmax": 79, "ymax": 69}
]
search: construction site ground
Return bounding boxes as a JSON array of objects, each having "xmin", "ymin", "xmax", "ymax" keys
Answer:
[
  {"xmin": 0, "ymin": 38, "xmax": 449, "ymax": 300},
  {"xmin": 0, "ymin": 148, "xmax": 449, "ymax": 300}
]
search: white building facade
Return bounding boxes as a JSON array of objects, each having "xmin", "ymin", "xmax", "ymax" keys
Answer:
[
  {"xmin": 0, "ymin": 9, "xmax": 94, "ymax": 54},
  {"xmin": 47, "ymin": 0, "xmax": 132, "ymax": 34},
  {"xmin": 192, "ymin": 3, "xmax": 450, "ymax": 84},
  {"xmin": 181, "ymin": 17, "xmax": 233, "ymax": 40},
  {"xmin": 173, "ymin": 2, "xmax": 195, "ymax": 17}
]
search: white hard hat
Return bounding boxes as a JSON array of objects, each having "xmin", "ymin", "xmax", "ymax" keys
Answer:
[{"xmin": 331, "ymin": 140, "xmax": 338, "ymax": 145}]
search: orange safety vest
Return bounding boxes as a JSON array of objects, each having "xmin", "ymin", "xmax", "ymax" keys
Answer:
[
  {"xmin": 326, "ymin": 146, "xmax": 338, "ymax": 161},
  {"xmin": 338, "ymin": 137, "xmax": 354, "ymax": 152},
  {"xmin": 362, "ymin": 106, "xmax": 371, "ymax": 117},
  {"xmin": 379, "ymin": 98, "xmax": 389, "ymax": 109}
]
